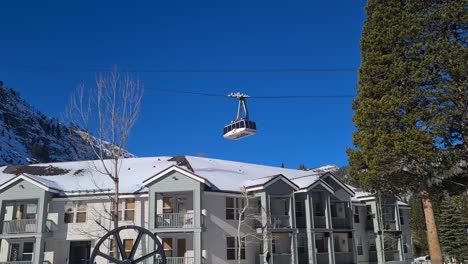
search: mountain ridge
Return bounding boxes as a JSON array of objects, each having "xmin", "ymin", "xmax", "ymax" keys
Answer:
[{"xmin": 0, "ymin": 81, "xmax": 133, "ymax": 166}]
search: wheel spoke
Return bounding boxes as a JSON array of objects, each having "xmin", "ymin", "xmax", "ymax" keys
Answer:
[
  {"xmin": 133, "ymin": 250, "xmax": 159, "ymax": 263},
  {"xmin": 97, "ymin": 251, "xmax": 125, "ymax": 264},
  {"xmin": 114, "ymin": 232, "xmax": 128, "ymax": 260},
  {"xmin": 128, "ymin": 230, "xmax": 144, "ymax": 260}
]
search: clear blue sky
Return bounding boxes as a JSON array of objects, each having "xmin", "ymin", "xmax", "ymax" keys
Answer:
[{"xmin": 0, "ymin": 0, "xmax": 366, "ymax": 169}]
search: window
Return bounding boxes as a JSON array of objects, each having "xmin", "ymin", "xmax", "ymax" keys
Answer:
[
  {"xmin": 315, "ymin": 203, "xmax": 324, "ymax": 216},
  {"xmin": 226, "ymin": 237, "xmax": 235, "ymax": 260},
  {"xmin": 64, "ymin": 202, "xmax": 87, "ymax": 223},
  {"xmin": 315, "ymin": 234, "xmax": 328, "ymax": 253},
  {"xmin": 226, "ymin": 198, "xmax": 235, "ymax": 220},
  {"xmin": 403, "ymin": 236, "xmax": 408, "ymax": 253},
  {"xmin": 76, "ymin": 202, "xmax": 87, "ymax": 223},
  {"xmin": 9, "ymin": 243, "xmax": 20, "ymax": 261},
  {"xmin": 124, "ymin": 239, "xmax": 133, "ymax": 257},
  {"xmin": 356, "ymin": 236, "xmax": 363, "ymax": 255},
  {"xmin": 354, "ymin": 206, "xmax": 360, "ymax": 223},
  {"xmin": 295, "ymin": 201, "xmax": 304, "ymax": 218},
  {"xmin": 272, "ymin": 236, "xmax": 277, "ymax": 253},
  {"xmin": 163, "ymin": 197, "xmax": 173, "ymax": 214},
  {"xmin": 64, "ymin": 206, "xmax": 74, "ymax": 223},
  {"xmin": 225, "ymin": 197, "xmax": 245, "ymax": 220},
  {"xmin": 8, "ymin": 242, "xmax": 33, "ymax": 261},
  {"xmin": 110, "ymin": 239, "xmax": 134, "ymax": 259},
  {"xmin": 399, "ymin": 209, "xmax": 404, "ymax": 225},
  {"xmin": 226, "ymin": 236, "xmax": 245, "ymax": 260},
  {"xmin": 162, "ymin": 238, "xmax": 173, "ymax": 257},
  {"xmin": 330, "ymin": 204, "xmax": 337, "ymax": 217},
  {"xmin": 124, "ymin": 199, "xmax": 135, "ymax": 221},
  {"xmin": 22, "ymin": 242, "xmax": 34, "ymax": 261}
]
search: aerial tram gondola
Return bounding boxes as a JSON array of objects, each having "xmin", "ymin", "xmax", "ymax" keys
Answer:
[{"xmin": 223, "ymin": 92, "xmax": 257, "ymax": 140}]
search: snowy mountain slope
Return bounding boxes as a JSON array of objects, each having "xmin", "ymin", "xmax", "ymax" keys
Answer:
[{"xmin": 0, "ymin": 82, "xmax": 133, "ymax": 166}]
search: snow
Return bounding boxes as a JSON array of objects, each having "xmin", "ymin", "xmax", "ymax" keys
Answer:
[
  {"xmin": 185, "ymin": 156, "xmax": 321, "ymax": 191},
  {"xmin": 289, "ymin": 174, "xmax": 322, "ymax": 189},
  {"xmin": 0, "ymin": 157, "xmax": 176, "ymax": 194},
  {"xmin": 1, "ymin": 155, "xmax": 393, "ymax": 204}
]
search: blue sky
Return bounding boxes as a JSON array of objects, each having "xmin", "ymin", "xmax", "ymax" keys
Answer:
[{"xmin": 0, "ymin": 0, "xmax": 366, "ymax": 169}]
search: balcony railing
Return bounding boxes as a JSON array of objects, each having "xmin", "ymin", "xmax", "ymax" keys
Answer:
[
  {"xmin": 3, "ymin": 219, "xmax": 37, "ymax": 234},
  {"xmin": 385, "ymin": 250, "xmax": 401, "ymax": 261},
  {"xmin": 335, "ymin": 252, "xmax": 353, "ymax": 264},
  {"xmin": 166, "ymin": 257, "xmax": 195, "ymax": 264},
  {"xmin": 316, "ymin": 252, "xmax": 329, "ymax": 263},
  {"xmin": 259, "ymin": 254, "xmax": 292, "ymax": 264},
  {"xmin": 332, "ymin": 217, "xmax": 351, "ymax": 229},
  {"xmin": 156, "ymin": 213, "xmax": 195, "ymax": 228},
  {"xmin": 383, "ymin": 220, "xmax": 397, "ymax": 230},
  {"xmin": 0, "ymin": 261, "xmax": 33, "ymax": 264},
  {"xmin": 314, "ymin": 216, "xmax": 327, "ymax": 228},
  {"xmin": 271, "ymin": 215, "xmax": 291, "ymax": 228}
]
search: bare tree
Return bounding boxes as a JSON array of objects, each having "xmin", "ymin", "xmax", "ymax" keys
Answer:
[
  {"xmin": 237, "ymin": 187, "xmax": 274, "ymax": 264},
  {"xmin": 66, "ymin": 68, "xmax": 144, "ymax": 256}
]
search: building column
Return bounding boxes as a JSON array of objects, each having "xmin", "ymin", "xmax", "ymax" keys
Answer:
[
  {"xmin": 291, "ymin": 232, "xmax": 299, "ymax": 264},
  {"xmin": 34, "ymin": 236, "xmax": 45, "ymax": 264},
  {"xmin": 34, "ymin": 193, "xmax": 49, "ymax": 264},
  {"xmin": 260, "ymin": 192, "xmax": 272, "ymax": 264},
  {"xmin": 324, "ymin": 193, "xmax": 332, "ymax": 229},
  {"xmin": 351, "ymin": 231, "xmax": 358, "ymax": 264},
  {"xmin": 193, "ymin": 185, "xmax": 202, "ymax": 228},
  {"xmin": 304, "ymin": 193, "xmax": 315, "ymax": 264},
  {"xmin": 194, "ymin": 230, "xmax": 202, "ymax": 264},
  {"xmin": 328, "ymin": 232, "xmax": 335, "ymax": 264},
  {"xmin": 371, "ymin": 200, "xmax": 385, "ymax": 264},
  {"xmin": 394, "ymin": 205, "xmax": 405, "ymax": 262}
]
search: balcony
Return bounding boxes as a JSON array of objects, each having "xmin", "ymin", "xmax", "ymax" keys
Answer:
[
  {"xmin": 271, "ymin": 215, "xmax": 291, "ymax": 229},
  {"xmin": 166, "ymin": 257, "xmax": 195, "ymax": 264},
  {"xmin": 259, "ymin": 254, "xmax": 292, "ymax": 264},
  {"xmin": 332, "ymin": 217, "xmax": 351, "ymax": 229},
  {"xmin": 314, "ymin": 216, "xmax": 327, "ymax": 228},
  {"xmin": 156, "ymin": 213, "xmax": 196, "ymax": 228},
  {"xmin": 3, "ymin": 219, "xmax": 37, "ymax": 234}
]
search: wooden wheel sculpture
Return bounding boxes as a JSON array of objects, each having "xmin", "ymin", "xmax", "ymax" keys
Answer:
[{"xmin": 90, "ymin": 225, "xmax": 166, "ymax": 264}]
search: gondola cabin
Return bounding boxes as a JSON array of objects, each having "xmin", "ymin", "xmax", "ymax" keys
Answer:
[{"xmin": 223, "ymin": 119, "xmax": 257, "ymax": 140}]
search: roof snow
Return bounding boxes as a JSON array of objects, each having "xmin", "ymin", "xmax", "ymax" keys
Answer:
[{"xmin": 0, "ymin": 156, "xmax": 372, "ymax": 202}]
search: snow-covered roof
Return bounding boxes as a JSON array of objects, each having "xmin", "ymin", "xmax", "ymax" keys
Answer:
[{"xmin": 0, "ymin": 156, "xmax": 355, "ymax": 196}]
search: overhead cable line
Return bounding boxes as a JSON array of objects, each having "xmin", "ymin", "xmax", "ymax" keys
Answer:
[
  {"xmin": 121, "ymin": 67, "xmax": 358, "ymax": 73},
  {"xmin": 5, "ymin": 64, "xmax": 358, "ymax": 74},
  {"xmin": 147, "ymin": 87, "xmax": 355, "ymax": 99}
]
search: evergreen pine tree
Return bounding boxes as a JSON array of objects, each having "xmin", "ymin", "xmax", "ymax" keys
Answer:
[
  {"xmin": 347, "ymin": 1, "xmax": 467, "ymax": 261},
  {"xmin": 409, "ymin": 196, "xmax": 428, "ymax": 256},
  {"xmin": 438, "ymin": 195, "xmax": 468, "ymax": 263}
]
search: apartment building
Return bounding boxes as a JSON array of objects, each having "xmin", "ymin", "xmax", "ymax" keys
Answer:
[{"xmin": 0, "ymin": 156, "xmax": 413, "ymax": 264}]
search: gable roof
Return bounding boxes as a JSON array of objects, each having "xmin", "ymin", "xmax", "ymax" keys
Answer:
[
  {"xmin": 320, "ymin": 172, "xmax": 355, "ymax": 195},
  {"xmin": 244, "ymin": 174, "xmax": 300, "ymax": 192},
  {"xmin": 143, "ymin": 165, "xmax": 213, "ymax": 187},
  {"xmin": 0, "ymin": 174, "xmax": 61, "ymax": 193}
]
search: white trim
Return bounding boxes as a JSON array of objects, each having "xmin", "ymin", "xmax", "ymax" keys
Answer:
[
  {"xmin": 0, "ymin": 174, "xmax": 61, "ymax": 194},
  {"xmin": 205, "ymin": 191, "xmax": 243, "ymax": 198},
  {"xmin": 296, "ymin": 179, "xmax": 335, "ymax": 194},
  {"xmin": 52, "ymin": 193, "xmax": 148, "ymax": 201},
  {"xmin": 143, "ymin": 165, "xmax": 213, "ymax": 187},
  {"xmin": 320, "ymin": 173, "xmax": 355, "ymax": 195},
  {"xmin": 245, "ymin": 175, "xmax": 299, "ymax": 192}
]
